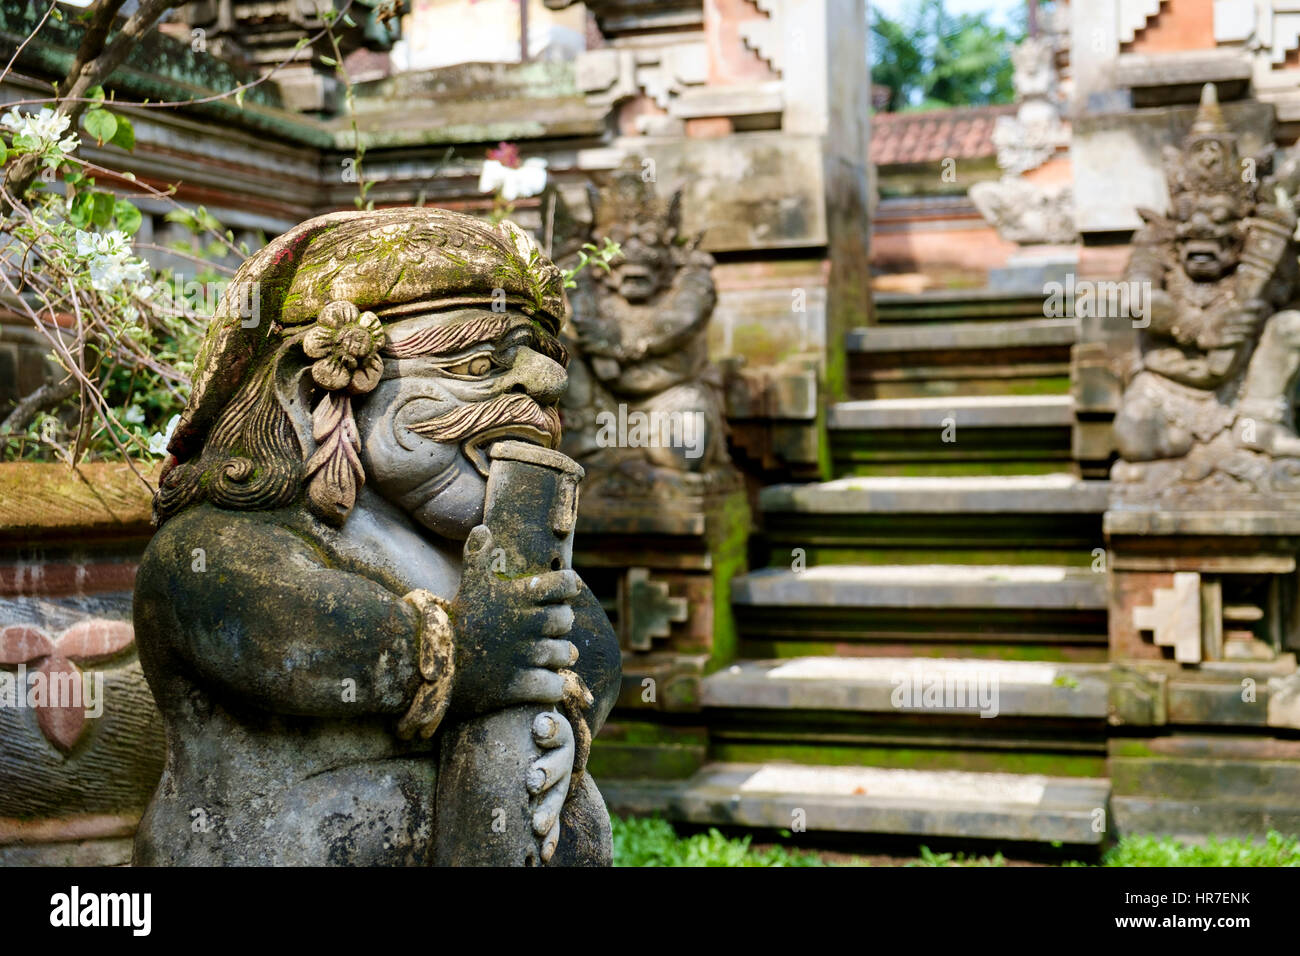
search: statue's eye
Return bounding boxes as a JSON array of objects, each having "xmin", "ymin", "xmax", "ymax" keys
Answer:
[{"xmin": 443, "ymin": 355, "xmax": 495, "ymax": 376}]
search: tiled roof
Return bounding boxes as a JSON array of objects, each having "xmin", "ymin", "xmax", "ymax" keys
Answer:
[{"xmin": 871, "ymin": 103, "xmax": 1017, "ymax": 166}]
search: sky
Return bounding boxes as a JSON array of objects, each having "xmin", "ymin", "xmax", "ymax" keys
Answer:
[{"xmin": 871, "ymin": 0, "xmax": 1025, "ymax": 27}]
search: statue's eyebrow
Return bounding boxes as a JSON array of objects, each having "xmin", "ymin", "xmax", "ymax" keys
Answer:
[
  {"xmin": 380, "ymin": 314, "xmax": 568, "ymax": 367},
  {"xmin": 381, "ymin": 315, "xmax": 512, "ymax": 358}
]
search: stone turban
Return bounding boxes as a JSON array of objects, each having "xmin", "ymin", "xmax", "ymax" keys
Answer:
[{"xmin": 168, "ymin": 207, "xmax": 567, "ymax": 464}]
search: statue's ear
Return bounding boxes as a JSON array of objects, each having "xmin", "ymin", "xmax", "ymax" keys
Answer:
[
  {"xmin": 667, "ymin": 189, "xmax": 684, "ymax": 234},
  {"xmin": 586, "ymin": 181, "xmax": 602, "ymax": 230},
  {"xmin": 274, "ymin": 349, "xmax": 315, "ymax": 463}
]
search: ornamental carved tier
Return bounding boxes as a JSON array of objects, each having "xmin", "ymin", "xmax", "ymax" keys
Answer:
[
  {"xmin": 559, "ymin": 159, "xmax": 741, "ymax": 507},
  {"xmin": 1111, "ymin": 85, "xmax": 1300, "ymax": 508}
]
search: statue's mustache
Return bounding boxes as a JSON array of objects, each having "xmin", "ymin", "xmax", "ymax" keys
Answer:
[{"xmin": 407, "ymin": 393, "xmax": 562, "ymax": 448}]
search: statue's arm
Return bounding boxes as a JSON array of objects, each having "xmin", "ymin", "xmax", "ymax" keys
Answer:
[
  {"xmin": 569, "ymin": 583, "xmax": 621, "ymax": 735},
  {"xmin": 1143, "ymin": 345, "xmax": 1238, "ymax": 387},
  {"xmin": 637, "ymin": 256, "xmax": 716, "ymax": 360},
  {"xmin": 139, "ymin": 513, "xmax": 424, "ymax": 718}
]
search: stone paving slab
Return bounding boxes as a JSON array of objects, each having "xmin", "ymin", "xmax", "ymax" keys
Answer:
[{"xmin": 603, "ymin": 762, "xmax": 1111, "ymax": 844}]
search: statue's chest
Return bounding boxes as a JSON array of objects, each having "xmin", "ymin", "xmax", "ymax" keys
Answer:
[{"xmin": 318, "ymin": 502, "xmax": 461, "ymax": 598}]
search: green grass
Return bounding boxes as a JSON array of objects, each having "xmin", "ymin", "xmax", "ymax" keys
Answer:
[
  {"xmin": 610, "ymin": 816, "xmax": 1300, "ymax": 867},
  {"xmin": 612, "ymin": 816, "xmax": 826, "ymax": 867},
  {"xmin": 1100, "ymin": 831, "xmax": 1300, "ymax": 867}
]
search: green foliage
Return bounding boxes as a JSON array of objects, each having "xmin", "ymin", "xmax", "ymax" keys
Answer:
[
  {"xmin": 610, "ymin": 817, "xmax": 1300, "ymax": 867},
  {"xmin": 909, "ymin": 845, "xmax": 1006, "ymax": 866},
  {"xmin": 562, "ymin": 238, "xmax": 622, "ymax": 289},
  {"xmin": 0, "ymin": 102, "xmax": 230, "ymax": 464},
  {"xmin": 871, "ymin": 0, "xmax": 1022, "ymax": 112},
  {"xmin": 81, "ymin": 87, "xmax": 135, "ymax": 151},
  {"xmin": 611, "ymin": 816, "xmax": 826, "ymax": 867},
  {"xmin": 1101, "ymin": 831, "xmax": 1300, "ymax": 867}
]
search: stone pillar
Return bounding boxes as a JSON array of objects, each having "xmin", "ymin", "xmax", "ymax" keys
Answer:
[{"xmin": 819, "ymin": 0, "xmax": 873, "ymax": 400}]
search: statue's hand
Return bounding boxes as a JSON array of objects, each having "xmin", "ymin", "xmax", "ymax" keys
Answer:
[
  {"xmin": 447, "ymin": 525, "xmax": 582, "ymax": 716},
  {"xmin": 528, "ymin": 711, "xmax": 575, "ymax": 863},
  {"xmin": 1210, "ymin": 300, "xmax": 1269, "ymax": 348}
]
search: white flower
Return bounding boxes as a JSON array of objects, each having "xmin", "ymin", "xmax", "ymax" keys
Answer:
[
  {"xmin": 148, "ymin": 414, "xmax": 180, "ymax": 456},
  {"xmin": 73, "ymin": 228, "xmax": 148, "ymax": 293},
  {"xmin": 479, "ymin": 157, "xmax": 548, "ymax": 201},
  {"xmin": 122, "ymin": 405, "xmax": 145, "ymax": 425},
  {"xmin": 1, "ymin": 107, "xmax": 79, "ymax": 156}
]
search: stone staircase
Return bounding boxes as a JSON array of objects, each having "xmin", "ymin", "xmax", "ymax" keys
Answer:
[{"xmin": 600, "ymin": 292, "xmax": 1118, "ymax": 850}]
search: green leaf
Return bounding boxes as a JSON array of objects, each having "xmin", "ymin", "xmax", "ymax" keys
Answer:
[
  {"xmin": 82, "ymin": 108, "xmax": 117, "ymax": 146},
  {"xmin": 114, "ymin": 199, "xmax": 142, "ymax": 236},
  {"xmin": 108, "ymin": 113, "xmax": 134, "ymax": 151},
  {"xmin": 319, "ymin": 55, "xmax": 338, "ymax": 67},
  {"xmin": 69, "ymin": 190, "xmax": 94, "ymax": 227},
  {"xmin": 87, "ymin": 86, "xmax": 106, "ymax": 103},
  {"xmin": 234, "ymin": 87, "xmax": 246, "ymax": 109},
  {"xmin": 163, "ymin": 209, "xmax": 194, "ymax": 226},
  {"xmin": 89, "ymin": 191, "xmax": 115, "ymax": 227}
]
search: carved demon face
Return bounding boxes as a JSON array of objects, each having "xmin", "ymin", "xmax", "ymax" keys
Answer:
[
  {"xmin": 354, "ymin": 309, "xmax": 567, "ymax": 540},
  {"xmin": 600, "ymin": 219, "xmax": 676, "ymax": 303},
  {"xmin": 1173, "ymin": 190, "xmax": 1248, "ymax": 282}
]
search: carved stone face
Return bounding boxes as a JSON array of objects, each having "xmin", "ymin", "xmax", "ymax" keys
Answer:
[
  {"xmin": 355, "ymin": 309, "xmax": 567, "ymax": 541},
  {"xmin": 1173, "ymin": 191, "xmax": 1246, "ymax": 282},
  {"xmin": 601, "ymin": 220, "xmax": 674, "ymax": 302}
]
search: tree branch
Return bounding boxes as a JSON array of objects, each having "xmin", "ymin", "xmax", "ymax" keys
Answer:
[
  {"xmin": 1, "ymin": 378, "xmax": 77, "ymax": 436},
  {"xmin": 3, "ymin": 0, "xmax": 182, "ymax": 206}
]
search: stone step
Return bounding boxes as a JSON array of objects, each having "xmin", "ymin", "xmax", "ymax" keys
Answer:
[
  {"xmin": 847, "ymin": 319, "xmax": 1077, "ymax": 354},
  {"xmin": 733, "ymin": 564, "xmax": 1108, "ymax": 611},
  {"xmin": 873, "ymin": 289, "xmax": 1051, "ymax": 324},
  {"xmin": 847, "ymin": 318, "xmax": 1076, "ymax": 400},
  {"xmin": 730, "ymin": 564, "xmax": 1109, "ymax": 659},
  {"xmin": 829, "ymin": 394, "xmax": 1075, "ymax": 431},
  {"xmin": 702, "ymin": 657, "xmax": 1108, "ymax": 719},
  {"xmin": 602, "ymin": 762, "xmax": 1111, "ymax": 845},
  {"xmin": 758, "ymin": 475, "xmax": 1109, "ymax": 567},
  {"xmin": 828, "ymin": 395, "xmax": 1075, "ymax": 476},
  {"xmin": 761, "ymin": 473, "xmax": 1107, "ymax": 515}
]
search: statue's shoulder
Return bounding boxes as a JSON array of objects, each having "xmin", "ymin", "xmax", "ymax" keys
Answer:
[{"xmin": 142, "ymin": 504, "xmax": 321, "ymax": 586}]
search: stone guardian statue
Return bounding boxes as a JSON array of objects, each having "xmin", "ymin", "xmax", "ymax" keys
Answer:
[{"xmin": 132, "ymin": 208, "xmax": 621, "ymax": 865}]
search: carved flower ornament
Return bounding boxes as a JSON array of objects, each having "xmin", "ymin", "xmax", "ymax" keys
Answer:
[
  {"xmin": 303, "ymin": 300, "xmax": 386, "ymax": 395},
  {"xmin": 300, "ymin": 300, "xmax": 387, "ymax": 526}
]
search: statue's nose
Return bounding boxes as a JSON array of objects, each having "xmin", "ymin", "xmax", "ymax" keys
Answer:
[{"xmin": 499, "ymin": 346, "xmax": 567, "ymax": 404}]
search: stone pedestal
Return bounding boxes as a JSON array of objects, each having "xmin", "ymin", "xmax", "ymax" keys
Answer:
[
  {"xmin": 1105, "ymin": 506, "xmax": 1300, "ymax": 836},
  {"xmin": 574, "ymin": 487, "xmax": 750, "ymax": 714},
  {"xmin": 574, "ymin": 486, "xmax": 748, "ymax": 783}
]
